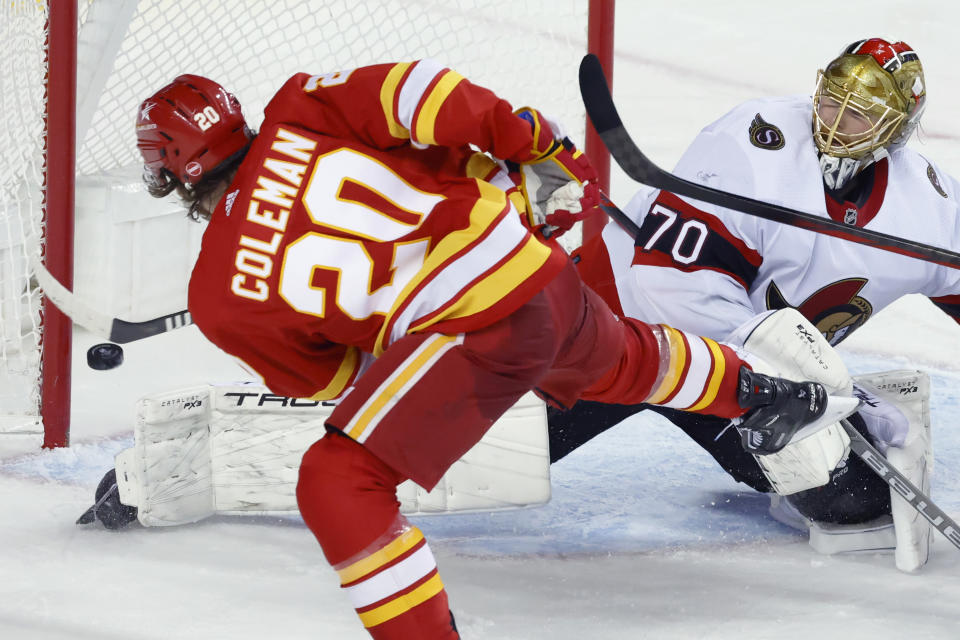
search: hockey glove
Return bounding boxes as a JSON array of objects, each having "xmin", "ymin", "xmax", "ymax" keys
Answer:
[
  {"xmin": 736, "ymin": 367, "xmax": 828, "ymax": 455},
  {"xmin": 511, "ymin": 108, "xmax": 600, "ymax": 236}
]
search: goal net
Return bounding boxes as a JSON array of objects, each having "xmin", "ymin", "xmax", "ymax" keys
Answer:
[{"xmin": 0, "ymin": 0, "xmax": 610, "ymax": 447}]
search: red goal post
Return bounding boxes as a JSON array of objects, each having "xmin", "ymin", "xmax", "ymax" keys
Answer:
[{"xmin": 1, "ymin": 0, "xmax": 615, "ymax": 449}]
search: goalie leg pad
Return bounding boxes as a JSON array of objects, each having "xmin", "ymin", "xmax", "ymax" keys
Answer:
[
  {"xmin": 854, "ymin": 370, "xmax": 932, "ymax": 573},
  {"xmin": 731, "ymin": 308, "xmax": 852, "ymax": 494},
  {"xmin": 785, "ymin": 413, "xmax": 891, "ymax": 523},
  {"xmin": 116, "ymin": 386, "xmax": 550, "ymax": 526},
  {"xmin": 725, "ymin": 308, "xmax": 853, "ymax": 396},
  {"xmin": 773, "ymin": 371, "xmax": 932, "ymax": 570},
  {"xmin": 116, "ymin": 383, "xmax": 332, "ymax": 526}
]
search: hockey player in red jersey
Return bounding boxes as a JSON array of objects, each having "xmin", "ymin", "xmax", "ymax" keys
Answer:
[
  {"xmin": 555, "ymin": 38, "xmax": 941, "ymax": 571},
  {"xmin": 135, "ymin": 61, "xmax": 830, "ymax": 638}
]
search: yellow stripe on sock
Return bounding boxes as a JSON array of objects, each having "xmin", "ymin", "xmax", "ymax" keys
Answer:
[
  {"xmin": 684, "ymin": 338, "xmax": 726, "ymax": 412},
  {"xmin": 358, "ymin": 573, "xmax": 445, "ymax": 628},
  {"xmin": 337, "ymin": 527, "xmax": 425, "ymax": 586}
]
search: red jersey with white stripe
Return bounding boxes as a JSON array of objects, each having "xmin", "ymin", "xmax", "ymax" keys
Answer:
[
  {"xmin": 188, "ymin": 60, "xmax": 567, "ymax": 400},
  {"xmin": 580, "ymin": 95, "xmax": 960, "ymax": 345}
]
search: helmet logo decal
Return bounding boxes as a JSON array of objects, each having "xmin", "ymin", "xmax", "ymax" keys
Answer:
[
  {"xmin": 185, "ymin": 161, "xmax": 203, "ymax": 178},
  {"xmin": 927, "ymin": 164, "xmax": 948, "ymax": 198},
  {"xmin": 140, "ymin": 101, "xmax": 157, "ymax": 122},
  {"xmin": 224, "ymin": 189, "xmax": 239, "ymax": 216},
  {"xmin": 748, "ymin": 113, "xmax": 785, "ymax": 150}
]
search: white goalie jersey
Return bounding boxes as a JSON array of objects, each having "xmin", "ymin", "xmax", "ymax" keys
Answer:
[{"xmin": 590, "ymin": 95, "xmax": 960, "ymax": 344}]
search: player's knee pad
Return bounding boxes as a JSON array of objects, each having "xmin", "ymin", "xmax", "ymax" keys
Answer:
[
  {"xmin": 296, "ymin": 430, "xmax": 405, "ymax": 563},
  {"xmin": 786, "ymin": 414, "xmax": 891, "ymax": 524}
]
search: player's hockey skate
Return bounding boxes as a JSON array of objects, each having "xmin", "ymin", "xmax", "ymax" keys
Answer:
[{"xmin": 736, "ymin": 367, "xmax": 860, "ymax": 455}]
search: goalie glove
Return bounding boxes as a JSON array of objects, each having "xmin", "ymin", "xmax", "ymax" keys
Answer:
[
  {"xmin": 510, "ymin": 107, "xmax": 600, "ymax": 236},
  {"xmin": 736, "ymin": 367, "xmax": 829, "ymax": 455}
]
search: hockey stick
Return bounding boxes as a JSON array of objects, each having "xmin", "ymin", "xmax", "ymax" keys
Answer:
[
  {"xmin": 840, "ymin": 418, "xmax": 960, "ymax": 551},
  {"xmin": 28, "ymin": 250, "xmax": 193, "ymax": 343},
  {"xmin": 578, "ymin": 53, "xmax": 960, "ymax": 271}
]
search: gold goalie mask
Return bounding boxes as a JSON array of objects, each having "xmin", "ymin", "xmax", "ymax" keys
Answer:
[{"xmin": 813, "ymin": 38, "xmax": 926, "ymax": 190}]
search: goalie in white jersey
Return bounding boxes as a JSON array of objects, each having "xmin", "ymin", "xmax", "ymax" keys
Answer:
[{"xmin": 554, "ymin": 38, "xmax": 945, "ymax": 570}]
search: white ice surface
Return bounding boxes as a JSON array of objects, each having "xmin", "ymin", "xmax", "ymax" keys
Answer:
[{"xmin": 3, "ymin": 2, "xmax": 960, "ymax": 638}]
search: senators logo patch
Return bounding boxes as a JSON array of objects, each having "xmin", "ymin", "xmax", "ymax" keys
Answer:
[
  {"xmin": 749, "ymin": 113, "xmax": 785, "ymax": 150},
  {"xmin": 766, "ymin": 278, "xmax": 873, "ymax": 345},
  {"xmin": 927, "ymin": 164, "xmax": 948, "ymax": 198}
]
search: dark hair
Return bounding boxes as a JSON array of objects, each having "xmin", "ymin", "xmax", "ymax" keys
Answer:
[{"xmin": 147, "ymin": 140, "xmax": 255, "ymax": 222}]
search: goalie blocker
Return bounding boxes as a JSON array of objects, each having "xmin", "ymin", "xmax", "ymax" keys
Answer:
[{"xmin": 78, "ymin": 386, "xmax": 551, "ymax": 528}]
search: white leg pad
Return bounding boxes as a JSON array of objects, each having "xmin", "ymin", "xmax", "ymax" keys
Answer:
[
  {"xmin": 726, "ymin": 308, "xmax": 853, "ymax": 396},
  {"xmin": 752, "ymin": 425, "xmax": 851, "ymax": 495},
  {"xmin": 116, "ymin": 385, "xmax": 550, "ymax": 526},
  {"xmin": 398, "ymin": 391, "xmax": 550, "ymax": 515},
  {"xmin": 768, "ymin": 370, "xmax": 933, "ymax": 569},
  {"xmin": 854, "ymin": 370, "xmax": 933, "ymax": 572},
  {"xmin": 731, "ymin": 308, "xmax": 852, "ymax": 494}
]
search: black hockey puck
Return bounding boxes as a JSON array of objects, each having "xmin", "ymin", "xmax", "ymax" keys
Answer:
[{"xmin": 87, "ymin": 343, "xmax": 124, "ymax": 370}]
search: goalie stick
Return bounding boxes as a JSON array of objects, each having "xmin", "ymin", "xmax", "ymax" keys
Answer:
[
  {"xmin": 578, "ymin": 53, "xmax": 960, "ymax": 271},
  {"xmin": 840, "ymin": 418, "xmax": 960, "ymax": 552},
  {"xmin": 28, "ymin": 250, "xmax": 193, "ymax": 343}
]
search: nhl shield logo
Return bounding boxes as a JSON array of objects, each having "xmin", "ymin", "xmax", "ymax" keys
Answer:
[{"xmin": 749, "ymin": 113, "xmax": 785, "ymax": 150}]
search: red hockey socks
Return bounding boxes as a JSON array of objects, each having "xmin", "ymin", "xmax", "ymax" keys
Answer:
[{"xmin": 297, "ymin": 432, "xmax": 459, "ymax": 639}]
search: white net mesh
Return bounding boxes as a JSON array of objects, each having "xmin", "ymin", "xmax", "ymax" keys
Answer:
[
  {"xmin": 1, "ymin": 0, "xmax": 591, "ymax": 437},
  {"xmin": 0, "ymin": 2, "xmax": 47, "ymax": 433},
  {"xmin": 78, "ymin": 0, "xmax": 589, "ymax": 172}
]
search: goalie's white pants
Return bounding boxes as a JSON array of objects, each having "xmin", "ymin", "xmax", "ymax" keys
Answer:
[{"xmin": 115, "ymin": 384, "xmax": 550, "ymax": 527}]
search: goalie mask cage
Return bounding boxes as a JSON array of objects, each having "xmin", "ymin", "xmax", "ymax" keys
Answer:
[{"xmin": 0, "ymin": 0, "xmax": 614, "ymax": 449}]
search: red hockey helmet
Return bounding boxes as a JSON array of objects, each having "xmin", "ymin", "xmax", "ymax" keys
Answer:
[{"xmin": 136, "ymin": 74, "xmax": 252, "ymax": 186}]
